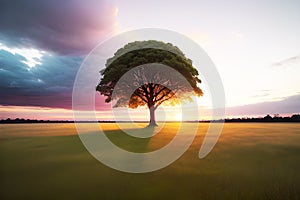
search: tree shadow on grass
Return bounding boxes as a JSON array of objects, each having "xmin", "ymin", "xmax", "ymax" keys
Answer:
[{"xmin": 101, "ymin": 124, "xmax": 178, "ymax": 153}]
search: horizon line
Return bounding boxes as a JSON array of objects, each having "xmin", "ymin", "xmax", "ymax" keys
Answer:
[{"xmin": 1, "ymin": 114, "xmax": 299, "ymax": 124}]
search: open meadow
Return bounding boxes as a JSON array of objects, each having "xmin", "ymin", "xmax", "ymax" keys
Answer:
[{"xmin": 1, "ymin": 123, "xmax": 300, "ymax": 200}]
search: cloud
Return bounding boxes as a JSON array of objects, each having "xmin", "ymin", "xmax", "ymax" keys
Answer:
[
  {"xmin": 250, "ymin": 90, "xmax": 270, "ymax": 98},
  {"xmin": 0, "ymin": 49, "xmax": 109, "ymax": 110},
  {"xmin": 0, "ymin": 0, "xmax": 118, "ymax": 55},
  {"xmin": 271, "ymin": 54, "xmax": 300, "ymax": 68},
  {"xmin": 226, "ymin": 94, "xmax": 300, "ymax": 116}
]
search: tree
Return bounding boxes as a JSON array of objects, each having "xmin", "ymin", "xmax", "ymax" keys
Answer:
[{"xmin": 96, "ymin": 40, "xmax": 203, "ymax": 126}]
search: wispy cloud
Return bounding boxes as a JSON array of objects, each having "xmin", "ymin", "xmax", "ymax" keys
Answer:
[
  {"xmin": 250, "ymin": 89, "xmax": 271, "ymax": 98},
  {"xmin": 271, "ymin": 54, "xmax": 300, "ymax": 68}
]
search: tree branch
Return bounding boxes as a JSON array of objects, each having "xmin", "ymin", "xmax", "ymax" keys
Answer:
[
  {"xmin": 155, "ymin": 93, "xmax": 176, "ymax": 109},
  {"xmin": 154, "ymin": 89, "xmax": 173, "ymax": 103},
  {"xmin": 133, "ymin": 91, "xmax": 148, "ymax": 103}
]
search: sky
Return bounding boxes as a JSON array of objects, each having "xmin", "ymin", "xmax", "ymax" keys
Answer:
[{"xmin": 0, "ymin": 0, "xmax": 299, "ymax": 120}]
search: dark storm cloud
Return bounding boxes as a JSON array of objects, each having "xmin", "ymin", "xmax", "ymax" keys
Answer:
[
  {"xmin": 0, "ymin": 49, "xmax": 80, "ymax": 108},
  {"xmin": 0, "ymin": 49, "xmax": 109, "ymax": 110},
  {"xmin": 0, "ymin": 0, "xmax": 117, "ymax": 54}
]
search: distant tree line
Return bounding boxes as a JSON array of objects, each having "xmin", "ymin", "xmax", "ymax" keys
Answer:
[
  {"xmin": 0, "ymin": 114, "xmax": 299, "ymax": 124},
  {"xmin": 222, "ymin": 114, "xmax": 300, "ymax": 123},
  {"xmin": 0, "ymin": 118, "xmax": 74, "ymax": 124}
]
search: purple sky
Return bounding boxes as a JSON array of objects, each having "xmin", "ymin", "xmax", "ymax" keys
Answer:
[{"xmin": 0, "ymin": 0, "xmax": 299, "ymax": 120}]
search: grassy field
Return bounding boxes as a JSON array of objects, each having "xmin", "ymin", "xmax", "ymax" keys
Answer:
[{"xmin": 0, "ymin": 123, "xmax": 300, "ymax": 200}]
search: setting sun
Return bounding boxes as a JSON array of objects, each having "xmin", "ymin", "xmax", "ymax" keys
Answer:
[{"xmin": 176, "ymin": 112, "xmax": 182, "ymax": 121}]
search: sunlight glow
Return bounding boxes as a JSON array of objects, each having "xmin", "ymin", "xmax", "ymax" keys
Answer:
[
  {"xmin": 0, "ymin": 43, "xmax": 45, "ymax": 68},
  {"xmin": 175, "ymin": 112, "xmax": 182, "ymax": 121}
]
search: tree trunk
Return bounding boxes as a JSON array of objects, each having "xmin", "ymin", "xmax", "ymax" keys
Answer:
[{"xmin": 148, "ymin": 106, "xmax": 157, "ymax": 126}]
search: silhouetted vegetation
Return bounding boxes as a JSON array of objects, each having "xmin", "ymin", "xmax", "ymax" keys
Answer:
[
  {"xmin": 0, "ymin": 114, "xmax": 299, "ymax": 124},
  {"xmin": 222, "ymin": 114, "xmax": 300, "ymax": 123},
  {"xmin": 0, "ymin": 118, "xmax": 73, "ymax": 124}
]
